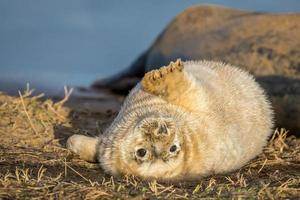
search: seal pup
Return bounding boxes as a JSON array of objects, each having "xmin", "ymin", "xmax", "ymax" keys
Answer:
[{"xmin": 67, "ymin": 59, "xmax": 273, "ymax": 180}]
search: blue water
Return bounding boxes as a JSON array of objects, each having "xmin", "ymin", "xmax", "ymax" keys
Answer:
[{"xmin": 1, "ymin": 0, "xmax": 299, "ymax": 94}]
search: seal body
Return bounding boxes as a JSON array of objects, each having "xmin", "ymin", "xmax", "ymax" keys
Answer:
[{"xmin": 67, "ymin": 60, "xmax": 273, "ymax": 180}]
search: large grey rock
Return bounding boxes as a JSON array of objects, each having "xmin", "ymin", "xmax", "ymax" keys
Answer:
[{"xmin": 92, "ymin": 5, "xmax": 300, "ymax": 133}]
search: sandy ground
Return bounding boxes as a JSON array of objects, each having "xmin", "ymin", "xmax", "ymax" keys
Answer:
[{"xmin": 0, "ymin": 88, "xmax": 299, "ymax": 199}]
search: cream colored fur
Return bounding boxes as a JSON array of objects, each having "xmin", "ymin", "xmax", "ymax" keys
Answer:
[{"xmin": 67, "ymin": 60, "xmax": 273, "ymax": 181}]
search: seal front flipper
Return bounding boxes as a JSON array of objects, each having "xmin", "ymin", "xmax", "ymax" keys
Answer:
[
  {"xmin": 67, "ymin": 134, "xmax": 99, "ymax": 163},
  {"xmin": 141, "ymin": 59, "xmax": 198, "ymax": 112}
]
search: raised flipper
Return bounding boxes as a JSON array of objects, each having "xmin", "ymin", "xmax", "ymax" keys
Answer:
[
  {"xmin": 141, "ymin": 59, "xmax": 198, "ymax": 112},
  {"xmin": 67, "ymin": 134, "xmax": 99, "ymax": 163}
]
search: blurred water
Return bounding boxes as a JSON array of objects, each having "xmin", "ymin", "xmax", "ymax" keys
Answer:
[{"xmin": 0, "ymin": 0, "xmax": 299, "ymax": 94}]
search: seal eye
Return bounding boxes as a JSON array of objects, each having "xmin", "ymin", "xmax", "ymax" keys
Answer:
[
  {"xmin": 169, "ymin": 145, "xmax": 177, "ymax": 153},
  {"xmin": 136, "ymin": 148, "xmax": 147, "ymax": 157}
]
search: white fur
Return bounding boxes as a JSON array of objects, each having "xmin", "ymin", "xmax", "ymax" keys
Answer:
[{"xmin": 68, "ymin": 60, "xmax": 273, "ymax": 180}]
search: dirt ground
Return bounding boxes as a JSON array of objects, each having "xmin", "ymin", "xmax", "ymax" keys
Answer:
[{"xmin": 0, "ymin": 87, "xmax": 299, "ymax": 199}]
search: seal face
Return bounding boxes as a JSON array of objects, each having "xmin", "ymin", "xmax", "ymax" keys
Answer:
[{"xmin": 67, "ymin": 59, "xmax": 274, "ymax": 181}]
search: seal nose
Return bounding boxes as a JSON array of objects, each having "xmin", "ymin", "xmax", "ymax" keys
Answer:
[
  {"xmin": 158, "ymin": 124, "xmax": 168, "ymax": 135},
  {"xmin": 153, "ymin": 123, "xmax": 170, "ymax": 138}
]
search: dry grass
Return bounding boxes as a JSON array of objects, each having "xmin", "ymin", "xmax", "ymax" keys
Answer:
[{"xmin": 0, "ymin": 89, "xmax": 299, "ymax": 199}]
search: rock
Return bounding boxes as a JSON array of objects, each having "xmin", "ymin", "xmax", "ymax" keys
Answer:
[{"xmin": 92, "ymin": 5, "xmax": 300, "ymax": 133}]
